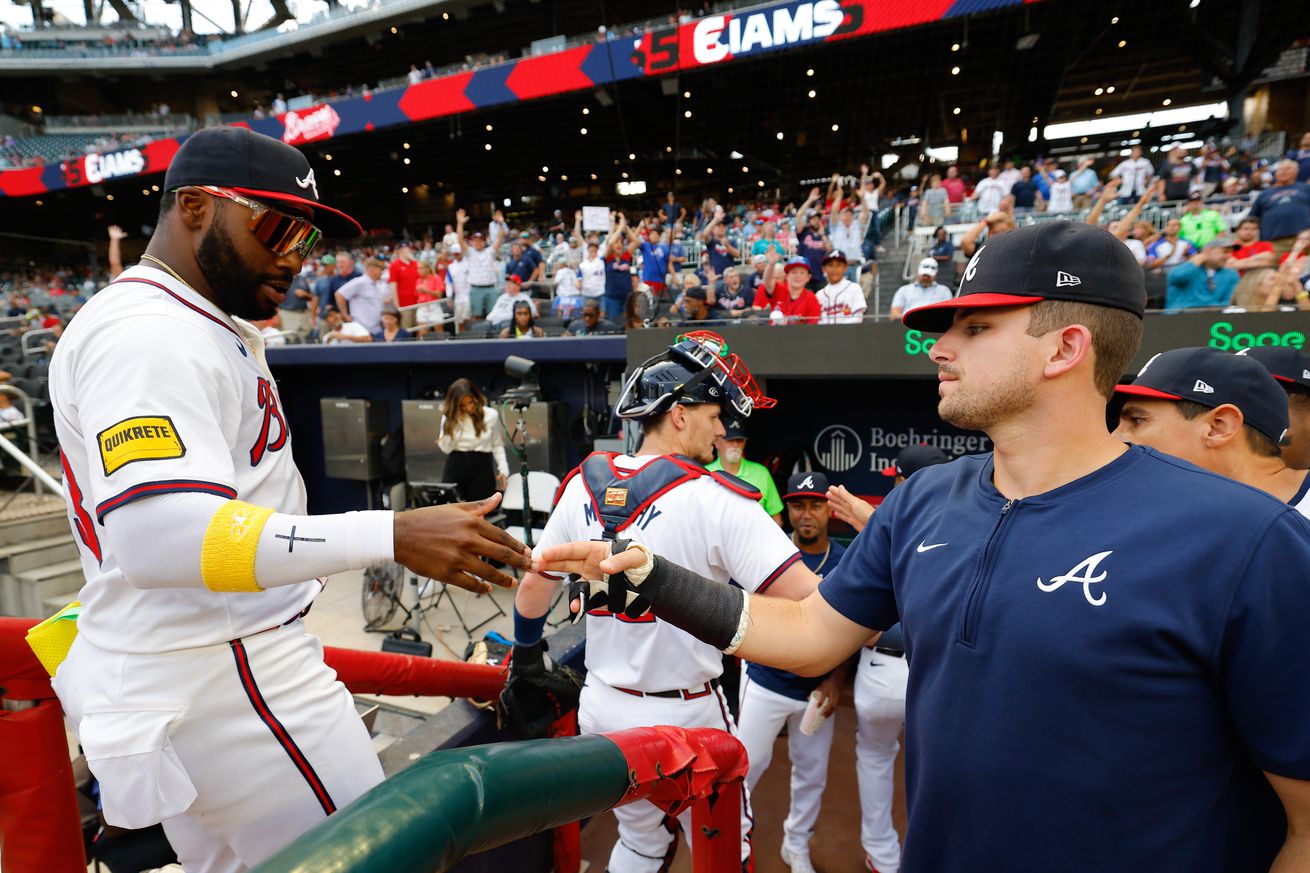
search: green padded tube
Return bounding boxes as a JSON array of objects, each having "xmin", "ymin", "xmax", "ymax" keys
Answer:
[{"xmin": 249, "ymin": 733, "xmax": 631, "ymax": 873}]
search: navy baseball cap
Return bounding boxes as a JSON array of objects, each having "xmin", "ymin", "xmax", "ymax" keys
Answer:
[
  {"xmin": 821, "ymin": 250, "xmax": 848, "ymax": 264},
  {"xmin": 1236, "ymin": 346, "xmax": 1310, "ymax": 391},
  {"xmin": 881, "ymin": 444, "xmax": 950, "ymax": 478},
  {"xmin": 1114, "ymin": 347, "xmax": 1289, "ymax": 444},
  {"xmin": 784, "ymin": 471, "xmax": 830, "ymax": 500},
  {"xmin": 903, "ymin": 222, "xmax": 1146, "ymax": 333},
  {"xmin": 721, "ymin": 418, "xmax": 747, "ymax": 440},
  {"xmin": 164, "ymin": 127, "xmax": 361, "ymax": 239}
]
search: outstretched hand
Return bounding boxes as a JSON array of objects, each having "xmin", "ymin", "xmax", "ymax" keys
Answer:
[
  {"xmin": 393, "ymin": 492, "xmax": 531, "ymax": 593},
  {"xmin": 826, "ymin": 484, "xmax": 873, "ymax": 532},
  {"xmin": 538, "ymin": 540, "xmax": 647, "ymax": 581}
]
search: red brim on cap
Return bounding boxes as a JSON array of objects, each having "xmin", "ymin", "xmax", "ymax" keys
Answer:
[
  {"xmin": 1271, "ymin": 374, "xmax": 1298, "ymax": 384},
  {"xmin": 783, "ymin": 490, "xmax": 827, "ymax": 501},
  {"xmin": 783, "ymin": 263, "xmax": 811, "ymax": 274},
  {"xmin": 901, "ymin": 293, "xmax": 1046, "ymax": 332},
  {"xmin": 230, "ymin": 186, "xmax": 363, "ymax": 239},
  {"xmin": 1112, "ymin": 384, "xmax": 1184, "ymax": 400},
  {"xmin": 880, "ymin": 466, "xmax": 899, "ymax": 477}
]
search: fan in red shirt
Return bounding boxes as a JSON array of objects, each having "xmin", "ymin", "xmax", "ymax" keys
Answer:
[
  {"xmin": 753, "ymin": 255, "xmax": 821, "ymax": 324},
  {"xmin": 387, "ymin": 245, "xmax": 421, "ymax": 308},
  {"xmin": 1227, "ymin": 217, "xmax": 1277, "ymax": 274}
]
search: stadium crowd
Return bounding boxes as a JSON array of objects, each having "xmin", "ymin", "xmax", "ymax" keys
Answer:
[{"xmin": 3, "ymin": 129, "xmax": 1309, "ymax": 347}]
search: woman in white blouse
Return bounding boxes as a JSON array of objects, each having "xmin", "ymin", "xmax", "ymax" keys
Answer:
[{"xmin": 437, "ymin": 379, "xmax": 507, "ymax": 500}]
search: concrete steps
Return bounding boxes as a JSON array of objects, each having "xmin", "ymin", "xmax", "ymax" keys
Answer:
[{"xmin": 0, "ymin": 510, "xmax": 81, "ymax": 618}]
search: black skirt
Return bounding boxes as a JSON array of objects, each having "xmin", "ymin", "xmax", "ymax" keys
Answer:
[{"xmin": 443, "ymin": 450, "xmax": 497, "ymax": 502}]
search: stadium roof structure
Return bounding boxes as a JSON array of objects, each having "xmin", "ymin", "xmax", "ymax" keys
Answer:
[{"xmin": 1, "ymin": 0, "xmax": 1305, "ymax": 237}]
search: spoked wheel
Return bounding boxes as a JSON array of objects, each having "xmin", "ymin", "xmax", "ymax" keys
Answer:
[{"xmin": 361, "ymin": 563, "xmax": 402, "ymax": 628}]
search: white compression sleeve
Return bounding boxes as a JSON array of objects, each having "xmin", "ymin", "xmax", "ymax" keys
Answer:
[{"xmin": 105, "ymin": 491, "xmax": 394, "ymax": 591}]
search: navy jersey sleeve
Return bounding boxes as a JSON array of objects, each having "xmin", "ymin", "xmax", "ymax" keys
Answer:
[
  {"xmin": 816, "ymin": 491, "xmax": 899, "ymax": 631},
  {"xmin": 1219, "ymin": 509, "xmax": 1310, "ymax": 780}
]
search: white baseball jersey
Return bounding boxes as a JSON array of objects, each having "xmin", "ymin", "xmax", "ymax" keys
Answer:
[
  {"xmin": 535, "ymin": 454, "xmax": 800, "ymax": 692},
  {"xmin": 817, "ymin": 279, "xmax": 867, "ymax": 324},
  {"xmin": 51, "ymin": 264, "xmax": 318, "ymax": 653}
]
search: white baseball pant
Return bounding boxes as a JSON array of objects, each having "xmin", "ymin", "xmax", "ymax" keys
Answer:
[
  {"xmin": 53, "ymin": 620, "xmax": 384, "ymax": 873},
  {"xmin": 853, "ymin": 648, "xmax": 909, "ymax": 873},
  {"xmin": 736, "ymin": 674, "xmax": 834, "ymax": 859},
  {"xmin": 577, "ymin": 677, "xmax": 753, "ymax": 873}
]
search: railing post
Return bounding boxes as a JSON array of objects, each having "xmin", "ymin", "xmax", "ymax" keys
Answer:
[{"xmin": 690, "ymin": 781, "xmax": 743, "ymax": 873}]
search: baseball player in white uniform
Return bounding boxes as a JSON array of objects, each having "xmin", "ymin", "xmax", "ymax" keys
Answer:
[
  {"xmin": 815, "ymin": 250, "xmax": 867, "ymax": 324},
  {"xmin": 830, "ymin": 445, "xmax": 948, "ymax": 873},
  {"xmin": 48, "ymin": 127, "xmax": 530, "ymax": 873},
  {"xmin": 507, "ymin": 331, "xmax": 816, "ymax": 873},
  {"xmin": 735, "ymin": 472, "xmax": 844, "ymax": 873}
]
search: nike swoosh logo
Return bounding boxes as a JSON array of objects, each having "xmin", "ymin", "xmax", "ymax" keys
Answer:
[{"xmin": 917, "ymin": 541, "xmax": 948, "ymax": 552}]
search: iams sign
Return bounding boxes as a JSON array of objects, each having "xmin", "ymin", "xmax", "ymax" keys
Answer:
[{"xmin": 690, "ymin": 1, "xmax": 855, "ymax": 65}]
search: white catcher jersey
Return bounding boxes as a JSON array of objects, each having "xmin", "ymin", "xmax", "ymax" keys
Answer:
[
  {"xmin": 1291, "ymin": 472, "xmax": 1310, "ymax": 520},
  {"xmin": 51, "ymin": 265, "xmax": 318, "ymax": 653},
  {"xmin": 535, "ymin": 454, "xmax": 800, "ymax": 692}
]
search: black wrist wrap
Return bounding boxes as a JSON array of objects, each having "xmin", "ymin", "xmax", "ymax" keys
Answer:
[{"xmin": 643, "ymin": 555, "xmax": 745, "ymax": 650}]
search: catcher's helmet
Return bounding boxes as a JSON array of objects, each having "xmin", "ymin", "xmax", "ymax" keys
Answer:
[{"xmin": 615, "ymin": 330, "xmax": 775, "ymax": 421}]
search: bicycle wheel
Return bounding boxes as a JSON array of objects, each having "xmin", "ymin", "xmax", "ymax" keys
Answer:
[{"xmin": 361, "ymin": 563, "xmax": 402, "ymax": 628}]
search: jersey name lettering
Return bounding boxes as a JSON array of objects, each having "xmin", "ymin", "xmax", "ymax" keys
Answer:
[
  {"xmin": 633, "ymin": 503, "xmax": 663, "ymax": 530},
  {"xmin": 249, "ymin": 377, "xmax": 288, "ymax": 466}
]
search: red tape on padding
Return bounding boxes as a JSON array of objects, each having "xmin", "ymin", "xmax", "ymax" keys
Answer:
[
  {"xmin": 605, "ymin": 726, "xmax": 749, "ymax": 818},
  {"xmin": 323, "ymin": 646, "xmax": 508, "ymax": 699}
]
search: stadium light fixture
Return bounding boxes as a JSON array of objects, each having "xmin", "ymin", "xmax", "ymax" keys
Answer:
[
  {"xmin": 685, "ymin": 110, "xmax": 693, "ymax": 118},
  {"xmin": 1094, "ymin": 87, "xmax": 1104, "ymax": 96},
  {"xmin": 401, "ymin": 186, "xmax": 408, "ymax": 193},
  {"xmin": 538, "ymin": 175, "xmax": 546, "ymax": 182},
  {"xmin": 758, "ymin": 181, "xmax": 765, "ymax": 187},
  {"xmin": 629, "ymin": 153, "xmax": 636, "ymax": 160},
  {"xmin": 334, "ymin": 169, "xmax": 341, "ymax": 176},
  {"xmin": 35, "ymin": 200, "xmax": 42, "ymax": 206},
  {"xmin": 31, "ymin": 105, "xmax": 42, "ymax": 114},
  {"xmin": 581, "ymin": 128, "xmax": 588, "ymax": 135},
  {"xmin": 727, "ymin": 187, "xmax": 734, "ymax": 194},
  {"xmin": 832, "ymin": 124, "xmax": 840, "ymax": 132},
  {"xmin": 951, "ymin": 43, "xmax": 959, "ymax": 51},
  {"xmin": 230, "ymin": 90, "xmax": 239, "ymax": 98},
  {"xmin": 1188, "ymin": 0, "xmax": 1199, "ymax": 6},
  {"xmin": 503, "ymin": 198, "xmax": 511, "ymax": 206},
  {"xmin": 807, "ymin": 90, "xmax": 816, "ymax": 98},
  {"xmin": 591, "ymin": 174, "xmax": 598, "ymax": 180},
  {"xmin": 950, "ymin": 66, "xmax": 960, "ymax": 75},
  {"xmin": 542, "ymin": 166, "xmax": 549, "ymax": 172},
  {"xmin": 486, "ymin": 124, "xmax": 493, "ymax": 132},
  {"xmin": 1015, "ymin": 34, "xmax": 1039, "ymax": 51},
  {"xmin": 952, "ymin": 107, "xmax": 961, "ymax": 115},
  {"xmin": 582, "ymin": 107, "xmax": 590, "ymax": 115},
  {"xmin": 806, "ymin": 68, "xmax": 814, "ymax": 76},
  {"xmin": 403, "ymin": 158, "xmax": 411, "ymax": 164},
  {"xmin": 1162, "ymin": 99, "xmax": 1172, "ymax": 106},
  {"xmin": 485, "ymin": 143, "xmax": 492, "ymax": 150},
  {"xmin": 666, "ymin": 146, "xmax": 673, "ymax": 153},
  {"xmin": 390, "ymin": 26, "xmax": 397, "ymax": 33},
  {"xmin": 403, "ymin": 142, "xmax": 410, "ymax": 149},
  {"xmin": 676, "ymin": 168, "xmax": 683, "ymax": 175},
  {"xmin": 776, "ymin": 132, "xmax": 784, "ymax": 140},
  {"xmin": 561, "ymin": 175, "xmax": 568, "ymax": 181},
  {"xmin": 730, "ymin": 150, "xmax": 744, "ymax": 159},
  {"xmin": 1111, "ymin": 16, "xmax": 1119, "ymax": 23},
  {"xmin": 1106, "ymin": 86, "xmax": 1115, "ymax": 94},
  {"xmin": 683, "ymin": 91, "xmax": 691, "ymax": 98},
  {"xmin": 142, "ymin": 189, "xmax": 150, "ymax": 195},
  {"xmin": 742, "ymin": 166, "xmax": 749, "ymax": 172},
  {"xmin": 1028, "ymin": 126, "xmax": 1038, "ymax": 142},
  {"xmin": 106, "ymin": 194, "xmax": 114, "ymax": 201},
  {"xmin": 1043, "ymin": 100, "xmax": 1224, "ymax": 140},
  {"xmin": 707, "ymin": 168, "xmax": 713, "ymax": 174},
  {"xmin": 1118, "ymin": 40, "xmax": 1126, "ymax": 48},
  {"xmin": 1095, "ymin": 109, "xmax": 1103, "ymax": 115},
  {"xmin": 622, "ymin": 172, "xmax": 630, "ymax": 179}
]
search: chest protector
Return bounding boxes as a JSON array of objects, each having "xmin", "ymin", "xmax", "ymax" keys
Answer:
[{"xmin": 558, "ymin": 452, "xmax": 762, "ymax": 617}]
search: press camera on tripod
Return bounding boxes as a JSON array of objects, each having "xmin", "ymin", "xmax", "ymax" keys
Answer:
[{"xmin": 501, "ymin": 355, "xmax": 540, "ymax": 410}]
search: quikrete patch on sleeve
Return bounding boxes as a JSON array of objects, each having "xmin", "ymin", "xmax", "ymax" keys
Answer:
[{"xmin": 97, "ymin": 416, "xmax": 186, "ymax": 476}]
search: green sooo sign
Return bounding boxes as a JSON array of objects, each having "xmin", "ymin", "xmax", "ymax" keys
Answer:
[{"xmin": 1208, "ymin": 321, "xmax": 1306, "ymax": 351}]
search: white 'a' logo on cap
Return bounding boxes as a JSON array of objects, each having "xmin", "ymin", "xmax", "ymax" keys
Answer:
[
  {"xmin": 1193, "ymin": 380, "xmax": 1215, "ymax": 394},
  {"xmin": 962, "ymin": 245, "xmax": 985, "ymax": 284},
  {"xmin": 295, "ymin": 168, "xmax": 319, "ymax": 200},
  {"xmin": 1136, "ymin": 353, "xmax": 1161, "ymax": 377},
  {"xmin": 1303, "ymin": 369, "xmax": 1310, "ymax": 380},
  {"xmin": 1056, "ymin": 271, "xmax": 1081, "ymax": 287},
  {"xmin": 799, "ymin": 475, "xmax": 815, "ymax": 490}
]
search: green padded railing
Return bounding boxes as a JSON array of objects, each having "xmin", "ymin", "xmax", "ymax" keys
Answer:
[{"xmin": 249, "ymin": 733, "xmax": 630, "ymax": 873}]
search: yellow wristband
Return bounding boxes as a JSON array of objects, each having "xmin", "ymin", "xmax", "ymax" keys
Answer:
[{"xmin": 201, "ymin": 500, "xmax": 274, "ymax": 592}]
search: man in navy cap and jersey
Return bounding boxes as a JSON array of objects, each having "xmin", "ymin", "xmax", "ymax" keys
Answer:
[{"xmin": 541, "ymin": 220, "xmax": 1310, "ymax": 872}]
